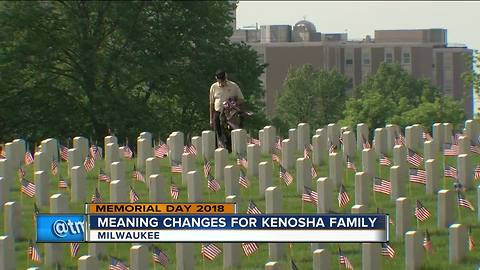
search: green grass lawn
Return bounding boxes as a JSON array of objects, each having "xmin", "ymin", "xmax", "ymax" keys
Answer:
[{"xmin": 1, "ymin": 146, "xmax": 479, "ymax": 269}]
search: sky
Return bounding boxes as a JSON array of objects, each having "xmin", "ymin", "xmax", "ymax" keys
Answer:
[{"xmin": 236, "ymin": 1, "xmax": 480, "ymax": 50}]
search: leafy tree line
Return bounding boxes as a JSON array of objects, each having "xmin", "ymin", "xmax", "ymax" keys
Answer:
[
  {"xmin": 0, "ymin": 1, "xmax": 267, "ymax": 146},
  {"xmin": 274, "ymin": 63, "xmax": 465, "ymax": 136}
]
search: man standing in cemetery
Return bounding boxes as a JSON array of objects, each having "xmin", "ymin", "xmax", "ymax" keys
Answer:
[{"xmin": 209, "ymin": 69, "xmax": 245, "ymax": 152}]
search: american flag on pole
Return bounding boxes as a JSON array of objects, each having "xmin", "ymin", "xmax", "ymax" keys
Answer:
[
  {"xmin": 201, "ymin": 243, "xmax": 222, "ymax": 261},
  {"xmin": 469, "ymin": 143, "xmax": 480, "ymax": 154},
  {"xmin": 338, "ymin": 248, "xmax": 354, "ymax": 270},
  {"xmin": 381, "ymin": 243, "xmax": 395, "ymax": 258},
  {"xmin": 469, "ymin": 227, "xmax": 474, "ymax": 251},
  {"xmin": 98, "ymin": 169, "xmax": 110, "ymax": 182},
  {"xmin": 170, "ymin": 160, "xmax": 182, "ymax": 173},
  {"xmin": 272, "ymin": 153, "xmax": 281, "ymax": 163},
  {"xmin": 311, "ymin": 166, "xmax": 318, "ymax": 178},
  {"xmin": 457, "ymin": 192, "xmax": 475, "ymax": 211},
  {"xmin": 443, "ymin": 143, "xmax": 459, "ymax": 156},
  {"xmin": 123, "ymin": 146, "xmax": 133, "ymax": 159},
  {"xmin": 239, "ymin": 170, "xmax": 250, "ymax": 189},
  {"xmin": 279, "ymin": 165, "xmax": 294, "ymax": 186},
  {"xmin": 110, "ymin": 256, "xmax": 128, "ymax": 270},
  {"xmin": 423, "ymin": 132, "xmax": 433, "ymax": 142},
  {"xmin": 394, "ymin": 133, "xmax": 406, "ymax": 146},
  {"xmin": 207, "ymin": 174, "xmax": 221, "ymax": 192},
  {"xmin": 362, "ymin": 136, "xmax": 371, "ymax": 149},
  {"xmin": 475, "ymin": 165, "xmax": 480, "ymax": 180},
  {"xmin": 304, "ymin": 146, "xmax": 311, "ymax": 159},
  {"xmin": 302, "ymin": 186, "xmax": 318, "ymax": 205},
  {"xmin": 18, "ymin": 167, "xmax": 25, "ymax": 178},
  {"xmin": 51, "ymin": 159, "xmax": 58, "ymax": 176},
  {"xmin": 90, "ymin": 144, "xmax": 102, "ymax": 161},
  {"xmin": 242, "ymin": 242, "xmax": 259, "ymax": 256},
  {"xmin": 129, "ymin": 185, "xmax": 140, "ymax": 203},
  {"xmin": 28, "ymin": 241, "xmax": 41, "ymax": 262},
  {"xmin": 91, "ymin": 188, "xmax": 102, "ymax": 203},
  {"xmin": 184, "ymin": 144, "xmax": 197, "ymax": 156},
  {"xmin": 338, "ymin": 184, "xmax": 350, "ymax": 208},
  {"xmin": 236, "ymin": 155, "xmax": 248, "ymax": 169},
  {"xmin": 423, "ymin": 230, "xmax": 433, "ymax": 252},
  {"xmin": 59, "ymin": 145, "xmax": 69, "ymax": 161},
  {"xmin": 170, "ymin": 184, "xmax": 179, "ymax": 200},
  {"xmin": 246, "ymin": 200, "xmax": 262, "ymax": 214},
  {"xmin": 152, "ymin": 246, "xmax": 169, "ymax": 268},
  {"xmin": 415, "ymin": 200, "xmax": 431, "ymax": 222},
  {"xmin": 373, "ymin": 177, "xmax": 392, "ymax": 195},
  {"xmin": 70, "ymin": 242, "xmax": 80, "ymax": 257},
  {"xmin": 21, "ymin": 178, "xmax": 36, "ymax": 197},
  {"xmin": 328, "ymin": 141, "xmax": 337, "ymax": 154},
  {"xmin": 346, "ymin": 156, "xmax": 356, "ymax": 171},
  {"xmin": 249, "ymin": 136, "xmax": 260, "ymax": 145},
  {"xmin": 83, "ymin": 155, "xmax": 95, "ymax": 172},
  {"xmin": 406, "ymin": 148, "xmax": 423, "ymax": 167},
  {"xmin": 409, "ymin": 168, "xmax": 427, "ymax": 185},
  {"xmin": 132, "ymin": 165, "xmax": 145, "ymax": 183},
  {"xmin": 444, "ymin": 165, "xmax": 458, "ymax": 179},
  {"xmin": 203, "ymin": 158, "xmax": 212, "ymax": 177},
  {"xmin": 275, "ymin": 137, "xmax": 282, "ymax": 150},
  {"xmin": 24, "ymin": 151, "xmax": 34, "ymax": 165},
  {"xmin": 154, "ymin": 141, "xmax": 169, "ymax": 158},
  {"xmin": 58, "ymin": 175, "xmax": 68, "ymax": 189},
  {"xmin": 379, "ymin": 154, "xmax": 392, "ymax": 166}
]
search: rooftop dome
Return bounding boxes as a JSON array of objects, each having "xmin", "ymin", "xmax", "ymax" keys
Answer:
[{"xmin": 294, "ymin": 20, "xmax": 316, "ymax": 33}]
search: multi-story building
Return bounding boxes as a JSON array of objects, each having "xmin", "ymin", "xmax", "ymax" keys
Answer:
[{"xmin": 231, "ymin": 20, "xmax": 473, "ymax": 118}]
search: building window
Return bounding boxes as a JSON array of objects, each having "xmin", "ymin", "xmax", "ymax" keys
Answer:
[
  {"xmin": 346, "ymin": 59, "xmax": 353, "ymax": 65},
  {"xmin": 385, "ymin": 53, "xmax": 393, "ymax": 63},
  {"xmin": 362, "ymin": 57, "xmax": 370, "ymax": 65},
  {"xmin": 402, "ymin": 52, "xmax": 411, "ymax": 64}
]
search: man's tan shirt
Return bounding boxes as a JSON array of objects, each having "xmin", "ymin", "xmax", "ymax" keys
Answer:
[{"xmin": 209, "ymin": 80, "xmax": 244, "ymax": 112}]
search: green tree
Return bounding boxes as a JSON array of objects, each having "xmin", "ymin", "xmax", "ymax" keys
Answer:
[
  {"xmin": 342, "ymin": 63, "xmax": 465, "ymax": 131},
  {"xmin": 0, "ymin": 1, "xmax": 266, "ymax": 144},
  {"xmin": 274, "ymin": 65, "xmax": 348, "ymax": 133}
]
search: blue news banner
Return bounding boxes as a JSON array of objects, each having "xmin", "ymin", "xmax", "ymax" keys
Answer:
[{"xmin": 36, "ymin": 214, "xmax": 389, "ymax": 243}]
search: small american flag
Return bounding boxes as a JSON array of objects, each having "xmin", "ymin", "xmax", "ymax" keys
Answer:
[
  {"xmin": 152, "ymin": 246, "xmax": 169, "ymax": 267},
  {"xmin": 184, "ymin": 144, "xmax": 197, "ymax": 156},
  {"xmin": 239, "ymin": 170, "xmax": 250, "ymax": 189},
  {"xmin": 28, "ymin": 241, "xmax": 41, "ymax": 262},
  {"xmin": 443, "ymin": 143, "xmax": 459, "ymax": 156},
  {"xmin": 201, "ymin": 243, "xmax": 222, "ymax": 261},
  {"xmin": 328, "ymin": 141, "xmax": 337, "ymax": 154},
  {"xmin": 58, "ymin": 175, "xmax": 68, "ymax": 189},
  {"xmin": 406, "ymin": 148, "xmax": 423, "ymax": 167},
  {"xmin": 275, "ymin": 137, "xmax": 282, "ymax": 150},
  {"xmin": 338, "ymin": 184, "xmax": 350, "ymax": 208},
  {"xmin": 18, "ymin": 167, "xmax": 26, "ymax": 178},
  {"xmin": 452, "ymin": 133, "xmax": 461, "ymax": 145},
  {"xmin": 123, "ymin": 146, "xmax": 133, "ymax": 159},
  {"xmin": 272, "ymin": 153, "xmax": 281, "ymax": 163},
  {"xmin": 346, "ymin": 156, "xmax": 356, "ymax": 171},
  {"xmin": 249, "ymin": 136, "xmax": 260, "ymax": 145},
  {"xmin": 302, "ymin": 186, "xmax": 318, "ymax": 205},
  {"xmin": 362, "ymin": 136, "xmax": 371, "ymax": 149},
  {"xmin": 110, "ymin": 256, "xmax": 128, "ymax": 270},
  {"xmin": 394, "ymin": 133, "xmax": 406, "ymax": 146},
  {"xmin": 423, "ymin": 230, "xmax": 433, "ymax": 252},
  {"xmin": 338, "ymin": 248, "xmax": 354, "ymax": 270},
  {"xmin": 475, "ymin": 165, "xmax": 480, "ymax": 180},
  {"xmin": 129, "ymin": 186, "xmax": 140, "ymax": 203},
  {"xmin": 70, "ymin": 242, "xmax": 80, "ymax": 257},
  {"xmin": 203, "ymin": 158, "xmax": 212, "ymax": 177},
  {"xmin": 132, "ymin": 165, "xmax": 145, "ymax": 183},
  {"xmin": 207, "ymin": 174, "xmax": 221, "ymax": 192},
  {"xmin": 24, "ymin": 151, "xmax": 34, "ymax": 165},
  {"xmin": 59, "ymin": 145, "xmax": 69, "ymax": 161},
  {"xmin": 379, "ymin": 154, "xmax": 392, "ymax": 166},
  {"xmin": 423, "ymin": 132, "xmax": 433, "ymax": 141},
  {"xmin": 51, "ymin": 159, "xmax": 58, "ymax": 176},
  {"xmin": 304, "ymin": 145, "xmax": 312, "ymax": 159},
  {"xmin": 91, "ymin": 188, "xmax": 102, "ymax": 203},
  {"xmin": 170, "ymin": 184, "xmax": 179, "ymax": 200},
  {"xmin": 90, "ymin": 145, "xmax": 102, "ymax": 160},
  {"xmin": 83, "ymin": 155, "xmax": 95, "ymax": 172},
  {"xmin": 373, "ymin": 177, "xmax": 391, "ymax": 195},
  {"xmin": 246, "ymin": 200, "xmax": 262, "ymax": 214},
  {"xmin": 469, "ymin": 144, "xmax": 480, "ymax": 154},
  {"xmin": 21, "ymin": 178, "xmax": 36, "ymax": 197},
  {"xmin": 415, "ymin": 200, "xmax": 431, "ymax": 222},
  {"xmin": 237, "ymin": 155, "xmax": 248, "ymax": 169},
  {"xmin": 457, "ymin": 192, "xmax": 475, "ymax": 211},
  {"xmin": 311, "ymin": 166, "xmax": 318, "ymax": 178},
  {"xmin": 98, "ymin": 169, "xmax": 110, "ymax": 182},
  {"xmin": 469, "ymin": 227, "xmax": 474, "ymax": 251},
  {"xmin": 381, "ymin": 243, "xmax": 395, "ymax": 258},
  {"xmin": 279, "ymin": 165, "xmax": 294, "ymax": 186},
  {"xmin": 170, "ymin": 160, "xmax": 182, "ymax": 173},
  {"xmin": 154, "ymin": 141, "xmax": 169, "ymax": 158},
  {"xmin": 409, "ymin": 168, "xmax": 427, "ymax": 185},
  {"xmin": 242, "ymin": 242, "xmax": 259, "ymax": 256},
  {"xmin": 444, "ymin": 165, "xmax": 458, "ymax": 179}
]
